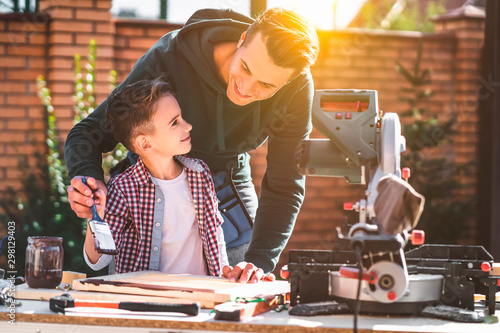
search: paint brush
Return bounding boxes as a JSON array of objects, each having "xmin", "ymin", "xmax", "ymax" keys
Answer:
[{"xmin": 82, "ymin": 177, "xmax": 118, "ymax": 255}]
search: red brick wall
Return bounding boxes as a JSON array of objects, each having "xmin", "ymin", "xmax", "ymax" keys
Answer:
[
  {"xmin": 0, "ymin": 0, "xmax": 485, "ymax": 273},
  {"xmin": 0, "ymin": 12, "xmax": 50, "ymax": 191},
  {"xmin": 39, "ymin": 0, "xmax": 116, "ymax": 135},
  {"xmin": 113, "ymin": 19, "xmax": 182, "ymax": 83},
  {"xmin": 433, "ymin": 15, "xmax": 485, "ymax": 244}
]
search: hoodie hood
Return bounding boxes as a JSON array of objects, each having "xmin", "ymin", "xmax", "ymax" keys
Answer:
[
  {"xmin": 177, "ymin": 9, "xmax": 253, "ymax": 92},
  {"xmin": 176, "ymin": 9, "xmax": 256, "ymax": 151}
]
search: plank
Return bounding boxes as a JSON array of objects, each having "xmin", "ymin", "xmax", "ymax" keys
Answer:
[
  {"xmin": 15, "ymin": 282, "xmax": 216, "ymax": 308},
  {"xmin": 61, "ymin": 271, "xmax": 87, "ymax": 284},
  {"xmin": 72, "ymin": 271, "xmax": 290, "ymax": 307}
]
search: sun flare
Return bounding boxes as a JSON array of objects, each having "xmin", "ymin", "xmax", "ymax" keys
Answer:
[{"xmin": 267, "ymin": 0, "xmax": 367, "ymax": 30}]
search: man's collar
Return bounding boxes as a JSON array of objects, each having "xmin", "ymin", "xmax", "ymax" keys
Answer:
[{"xmin": 175, "ymin": 155, "xmax": 205, "ymax": 173}]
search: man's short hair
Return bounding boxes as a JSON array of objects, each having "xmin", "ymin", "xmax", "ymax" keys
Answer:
[
  {"xmin": 244, "ymin": 8, "xmax": 319, "ymax": 77},
  {"xmin": 105, "ymin": 78, "xmax": 174, "ymax": 152}
]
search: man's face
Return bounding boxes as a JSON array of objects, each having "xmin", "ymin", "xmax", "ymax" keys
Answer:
[
  {"xmin": 147, "ymin": 95, "xmax": 192, "ymax": 157},
  {"xmin": 226, "ymin": 32, "xmax": 295, "ymax": 106}
]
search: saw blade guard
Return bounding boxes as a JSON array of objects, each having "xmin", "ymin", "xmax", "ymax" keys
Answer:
[{"xmin": 366, "ymin": 260, "xmax": 409, "ymax": 303}]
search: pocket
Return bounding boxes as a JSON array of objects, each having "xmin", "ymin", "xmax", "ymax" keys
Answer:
[
  {"xmin": 219, "ymin": 197, "xmax": 252, "ymax": 247},
  {"xmin": 213, "ymin": 171, "xmax": 253, "ymax": 249}
]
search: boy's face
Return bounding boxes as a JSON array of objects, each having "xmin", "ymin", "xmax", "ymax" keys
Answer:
[
  {"xmin": 147, "ymin": 95, "xmax": 192, "ymax": 157},
  {"xmin": 226, "ymin": 32, "xmax": 295, "ymax": 106}
]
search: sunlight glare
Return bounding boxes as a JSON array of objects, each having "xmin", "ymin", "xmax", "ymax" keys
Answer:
[{"xmin": 267, "ymin": 0, "xmax": 367, "ymax": 30}]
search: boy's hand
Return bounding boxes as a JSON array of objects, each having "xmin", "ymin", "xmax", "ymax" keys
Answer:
[
  {"xmin": 68, "ymin": 177, "xmax": 107, "ymax": 218},
  {"xmin": 222, "ymin": 262, "xmax": 276, "ymax": 283}
]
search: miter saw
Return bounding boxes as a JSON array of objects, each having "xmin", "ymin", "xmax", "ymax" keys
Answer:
[{"xmin": 285, "ymin": 89, "xmax": 498, "ymax": 318}]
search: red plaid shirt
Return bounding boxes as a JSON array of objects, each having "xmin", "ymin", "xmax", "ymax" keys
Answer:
[{"xmin": 105, "ymin": 155, "xmax": 223, "ymax": 276}]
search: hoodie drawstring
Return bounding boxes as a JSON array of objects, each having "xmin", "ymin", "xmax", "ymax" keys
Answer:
[{"xmin": 216, "ymin": 92, "xmax": 225, "ymax": 151}]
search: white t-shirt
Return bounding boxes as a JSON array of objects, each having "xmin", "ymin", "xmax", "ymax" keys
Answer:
[{"xmin": 154, "ymin": 169, "xmax": 208, "ymax": 274}]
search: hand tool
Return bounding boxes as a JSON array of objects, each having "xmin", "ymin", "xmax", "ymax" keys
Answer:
[
  {"xmin": 49, "ymin": 294, "xmax": 200, "ymax": 316},
  {"xmin": 82, "ymin": 177, "xmax": 118, "ymax": 255},
  {"xmin": 214, "ymin": 294, "xmax": 287, "ymax": 321}
]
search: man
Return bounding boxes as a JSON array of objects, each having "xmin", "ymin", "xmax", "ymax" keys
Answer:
[{"xmin": 65, "ymin": 7, "xmax": 319, "ymax": 283}]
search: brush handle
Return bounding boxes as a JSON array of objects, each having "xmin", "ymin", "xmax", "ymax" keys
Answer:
[{"xmin": 82, "ymin": 177, "xmax": 102, "ymax": 222}]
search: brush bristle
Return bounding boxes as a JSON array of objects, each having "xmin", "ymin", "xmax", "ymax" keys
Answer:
[{"xmin": 90, "ymin": 220, "xmax": 118, "ymax": 255}]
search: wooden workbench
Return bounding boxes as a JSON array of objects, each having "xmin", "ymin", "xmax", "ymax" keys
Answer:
[{"xmin": 2, "ymin": 297, "xmax": 499, "ymax": 333}]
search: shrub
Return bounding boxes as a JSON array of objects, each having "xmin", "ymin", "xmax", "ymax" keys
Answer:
[
  {"xmin": 0, "ymin": 40, "xmax": 124, "ymax": 276},
  {"xmin": 396, "ymin": 43, "xmax": 476, "ymax": 244}
]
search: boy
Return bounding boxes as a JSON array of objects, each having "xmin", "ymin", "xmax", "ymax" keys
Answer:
[{"xmin": 84, "ymin": 79, "xmax": 228, "ymax": 276}]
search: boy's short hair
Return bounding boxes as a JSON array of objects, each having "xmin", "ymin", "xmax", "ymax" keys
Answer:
[
  {"xmin": 106, "ymin": 79, "xmax": 174, "ymax": 152},
  {"xmin": 244, "ymin": 8, "xmax": 319, "ymax": 77}
]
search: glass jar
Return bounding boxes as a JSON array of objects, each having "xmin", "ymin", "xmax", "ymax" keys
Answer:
[{"xmin": 25, "ymin": 236, "xmax": 63, "ymax": 288}]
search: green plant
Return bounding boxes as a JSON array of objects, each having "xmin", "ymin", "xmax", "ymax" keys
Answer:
[
  {"xmin": 0, "ymin": 77, "xmax": 88, "ymax": 276},
  {"xmin": 0, "ymin": 40, "xmax": 123, "ymax": 276},
  {"xmin": 74, "ymin": 40, "xmax": 126, "ymax": 179},
  {"xmin": 0, "ymin": 0, "xmax": 39, "ymax": 13},
  {"xmin": 396, "ymin": 43, "xmax": 476, "ymax": 244},
  {"xmin": 357, "ymin": 0, "xmax": 446, "ymax": 33}
]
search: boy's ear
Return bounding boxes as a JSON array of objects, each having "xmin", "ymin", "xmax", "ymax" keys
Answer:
[{"xmin": 134, "ymin": 135, "xmax": 152, "ymax": 152}]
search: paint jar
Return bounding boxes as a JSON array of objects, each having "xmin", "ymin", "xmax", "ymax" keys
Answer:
[{"xmin": 25, "ymin": 236, "xmax": 63, "ymax": 288}]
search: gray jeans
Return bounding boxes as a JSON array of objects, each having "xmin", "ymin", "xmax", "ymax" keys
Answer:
[{"xmin": 226, "ymin": 181, "xmax": 258, "ymax": 266}]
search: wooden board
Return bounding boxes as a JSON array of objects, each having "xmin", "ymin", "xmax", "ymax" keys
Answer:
[
  {"xmin": 15, "ymin": 282, "xmax": 217, "ymax": 308},
  {"xmin": 72, "ymin": 271, "xmax": 290, "ymax": 307}
]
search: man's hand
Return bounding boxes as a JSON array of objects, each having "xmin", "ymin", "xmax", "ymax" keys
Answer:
[
  {"xmin": 68, "ymin": 177, "xmax": 107, "ymax": 218},
  {"xmin": 222, "ymin": 262, "xmax": 276, "ymax": 283}
]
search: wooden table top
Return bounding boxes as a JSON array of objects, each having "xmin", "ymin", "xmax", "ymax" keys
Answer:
[{"xmin": 2, "ymin": 298, "xmax": 499, "ymax": 333}]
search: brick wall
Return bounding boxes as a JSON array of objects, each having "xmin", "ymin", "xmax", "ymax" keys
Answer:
[
  {"xmin": 0, "ymin": 0, "xmax": 485, "ymax": 274},
  {"xmin": 0, "ymin": 12, "xmax": 50, "ymax": 191},
  {"xmin": 39, "ymin": 0, "xmax": 115, "ymax": 135},
  {"xmin": 433, "ymin": 10, "xmax": 485, "ymax": 243},
  {"xmin": 113, "ymin": 19, "xmax": 182, "ymax": 83}
]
